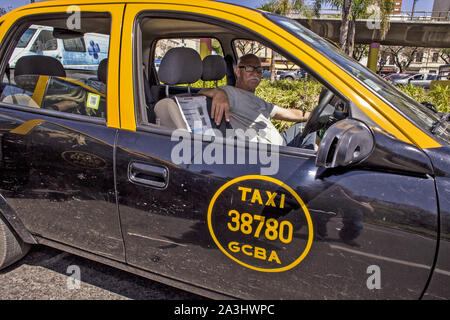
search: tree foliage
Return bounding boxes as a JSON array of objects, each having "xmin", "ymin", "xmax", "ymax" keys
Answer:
[
  {"xmin": 440, "ymin": 49, "xmax": 450, "ymax": 64},
  {"xmin": 385, "ymin": 46, "xmax": 420, "ymax": 73}
]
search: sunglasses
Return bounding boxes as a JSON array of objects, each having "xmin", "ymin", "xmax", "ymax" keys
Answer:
[{"xmin": 238, "ymin": 65, "xmax": 263, "ymax": 74}]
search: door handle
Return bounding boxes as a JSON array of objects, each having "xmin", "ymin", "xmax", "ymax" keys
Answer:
[{"xmin": 128, "ymin": 162, "xmax": 168, "ymax": 188}]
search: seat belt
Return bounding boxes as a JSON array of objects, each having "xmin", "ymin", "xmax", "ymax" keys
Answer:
[{"xmin": 143, "ymin": 67, "xmax": 156, "ymax": 123}]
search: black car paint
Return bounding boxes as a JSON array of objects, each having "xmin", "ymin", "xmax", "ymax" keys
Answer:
[
  {"xmin": 0, "ymin": 97, "xmax": 445, "ymax": 299},
  {"xmin": 422, "ymin": 146, "xmax": 450, "ymax": 299},
  {"xmin": 112, "ymin": 124, "xmax": 440, "ymax": 299},
  {"xmin": 0, "ymin": 107, "xmax": 125, "ymax": 261}
]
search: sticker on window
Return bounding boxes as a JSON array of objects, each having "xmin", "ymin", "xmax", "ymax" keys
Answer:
[{"xmin": 86, "ymin": 93, "xmax": 100, "ymax": 109}]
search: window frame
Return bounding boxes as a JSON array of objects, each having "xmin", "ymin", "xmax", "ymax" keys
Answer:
[
  {"xmin": 0, "ymin": 12, "xmax": 112, "ymax": 125},
  {"xmin": 132, "ymin": 11, "xmax": 355, "ymax": 158}
]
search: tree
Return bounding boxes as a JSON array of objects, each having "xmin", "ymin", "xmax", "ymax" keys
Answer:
[
  {"xmin": 259, "ymin": 0, "xmax": 311, "ymax": 81},
  {"xmin": 234, "ymin": 40, "xmax": 266, "ymax": 56},
  {"xmin": 440, "ymin": 49, "xmax": 450, "ymax": 64},
  {"xmin": 385, "ymin": 46, "xmax": 420, "ymax": 73},
  {"xmin": 352, "ymin": 44, "xmax": 368, "ymax": 61},
  {"xmin": 260, "ymin": 0, "xmax": 311, "ymax": 16}
]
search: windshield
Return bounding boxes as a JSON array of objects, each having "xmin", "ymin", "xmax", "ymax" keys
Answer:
[{"xmin": 267, "ymin": 13, "xmax": 449, "ymax": 145}]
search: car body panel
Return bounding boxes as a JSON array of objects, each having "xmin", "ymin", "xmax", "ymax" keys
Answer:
[
  {"xmin": 392, "ymin": 73, "xmax": 438, "ymax": 89},
  {"xmin": 115, "ymin": 128, "xmax": 439, "ymax": 299},
  {"xmin": 0, "ymin": 107, "xmax": 124, "ymax": 260}
]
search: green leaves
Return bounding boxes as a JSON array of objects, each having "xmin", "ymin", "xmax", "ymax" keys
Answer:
[{"xmin": 397, "ymin": 84, "xmax": 449, "ymax": 114}]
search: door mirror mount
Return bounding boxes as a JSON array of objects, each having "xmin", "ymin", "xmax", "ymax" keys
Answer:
[{"xmin": 316, "ymin": 119, "xmax": 374, "ymax": 168}]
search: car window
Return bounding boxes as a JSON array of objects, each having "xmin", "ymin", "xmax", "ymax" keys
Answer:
[
  {"xmin": 31, "ymin": 30, "xmax": 57, "ymax": 51},
  {"xmin": 0, "ymin": 16, "xmax": 111, "ymax": 120},
  {"xmin": 16, "ymin": 28, "xmax": 36, "ymax": 48},
  {"xmin": 63, "ymin": 37, "xmax": 86, "ymax": 52},
  {"xmin": 232, "ymin": 39, "xmax": 330, "ymax": 136},
  {"xmin": 154, "ymin": 37, "xmax": 224, "ymax": 84},
  {"xmin": 137, "ymin": 16, "xmax": 349, "ymax": 151}
]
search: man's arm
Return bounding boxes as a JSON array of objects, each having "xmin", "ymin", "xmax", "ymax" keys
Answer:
[
  {"xmin": 272, "ymin": 107, "xmax": 310, "ymax": 122},
  {"xmin": 199, "ymin": 88, "xmax": 230, "ymax": 125}
]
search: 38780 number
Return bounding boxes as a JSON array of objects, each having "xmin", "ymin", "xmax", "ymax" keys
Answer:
[{"xmin": 227, "ymin": 209, "xmax": 293, "ymax": 244}]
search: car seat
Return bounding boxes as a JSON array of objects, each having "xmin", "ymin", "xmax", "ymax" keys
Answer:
[
  {"xmin": 2, "ymin": 56, "xmax": 66, "ymax": 107},
  {"xmin": 97, "ymin": 58, "xmax": 108, "ymax": 84},
  {"xmin": 201, "ymin": 55, "xmax": 232, "ymax": 136},
  {"xmin": 154, "ymin": 47, "xmax": 203, "ymax": 130}
]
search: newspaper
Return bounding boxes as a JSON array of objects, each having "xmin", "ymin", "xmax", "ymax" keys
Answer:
[{"xmin": 174, "ymin": 95, "xmax": 215, "ymax": 136}]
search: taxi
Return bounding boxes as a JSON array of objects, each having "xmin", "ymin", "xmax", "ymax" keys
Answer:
[{"xmin": 0, "ymin": 0, "xmax": 448, "ymax": 300}]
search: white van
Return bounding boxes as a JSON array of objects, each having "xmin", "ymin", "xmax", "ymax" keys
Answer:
[{"xmin": 9, "ymin": 25, "xmax": 109, "ymax": 71}]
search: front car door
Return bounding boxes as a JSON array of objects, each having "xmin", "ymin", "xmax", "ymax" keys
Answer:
[
  {"xmin": 0, "ymin": 4, "xmax": 125, "ymax": 260},
  {"xmin": 115, "ymin": 1, "xmax": 442, "ymax": 299}
]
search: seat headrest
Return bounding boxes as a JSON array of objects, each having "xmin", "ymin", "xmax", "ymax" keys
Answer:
[
  {"xmin": 15, "ymin": 56, "xmax": 66, "ymax": 78},
  {"xmin": 98, "ymin": 58, "xmax": 108, "ymax": 84},
  {"xmin": 158, "ymin": 47, "xmax": 202, "ymax": 85},
  {"xmin": 201, "ymin": 55, "xmax": 226, "ymax": 82}
]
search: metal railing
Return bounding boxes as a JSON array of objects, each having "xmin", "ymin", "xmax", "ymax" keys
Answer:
[{"xmin": 288, "ymin": 9, "xmax": 450, "ymax": 22}]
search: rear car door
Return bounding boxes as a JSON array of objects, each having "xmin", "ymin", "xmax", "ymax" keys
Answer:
[
  {"xmin": 115, "ymin": 3, "xmax": 439, "ymax": 299},
  {"xmin": 0, "ymin": 4, "xmax": 125, "ymax": 260}
]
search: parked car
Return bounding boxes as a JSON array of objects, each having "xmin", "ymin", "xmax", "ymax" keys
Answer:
[
  {"xmin": 383, "ymin": 73, "xmax": 409, "ymax": 82},
  {"xmin": 274, "ymin": 70, "xmax": 285, "ymax": 80},
  {"xmin": 9, "ymin": 24, "xmax": 109, "ymax": 71},
  {"xmin": 280, "ymin": 68, "xmax": 306, "ymax": 80},
  {"xmin": 262, "ymin": 69, "xmax": 271, "ymax": 79},
  {"xmin": 391, "ymin": 73, "xmax": 438, "ymax": 89},
  {"xmin": 0, "ymin": 0, "xmax": 448, "ymax": 300}
]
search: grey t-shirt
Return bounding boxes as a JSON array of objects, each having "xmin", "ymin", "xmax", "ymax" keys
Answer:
[{"xmin": 221, "ymin": 85, "xmax": 284, "ymax": 145}]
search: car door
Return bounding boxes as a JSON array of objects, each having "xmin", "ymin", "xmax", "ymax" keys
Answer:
[
  {"xmin": 0, "ymin": 4, "xmax": 126, "ymax": 260},
  {"xmin": 115, "ymin": 3, "xmax": 438, "ymax": 299}
]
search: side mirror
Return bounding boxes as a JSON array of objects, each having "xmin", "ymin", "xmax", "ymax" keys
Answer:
[
  {"xmin": 316, "ymin": 118, "xmax": 434, "ymax": 176},
  {"xmin": 421, "ymin": 101, "xmax": 438, "ymax": 113},
  {"xmin": 316, "ymin": 119, "xmax": 374, "ymax": 168}
]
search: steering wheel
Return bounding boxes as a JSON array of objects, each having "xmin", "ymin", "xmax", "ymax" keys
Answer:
[{"xmin": 301, "ymin": 88, "xmax": 335, "ymax": 139}]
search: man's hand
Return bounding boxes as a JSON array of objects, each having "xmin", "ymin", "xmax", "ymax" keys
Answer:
[{"xmin": 199, "ymin": 88, "xmax": 230, "ymax": 125}]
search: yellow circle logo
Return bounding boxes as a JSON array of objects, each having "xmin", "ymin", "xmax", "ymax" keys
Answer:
[{"xmin": 207, "ymin": 175, "xmax": 313, "ymax": 272}]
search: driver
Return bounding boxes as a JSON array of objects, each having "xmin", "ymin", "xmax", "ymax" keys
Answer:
[{"xmin": 199, "ymin": 54, "xmax": 314, "ymax": 148}]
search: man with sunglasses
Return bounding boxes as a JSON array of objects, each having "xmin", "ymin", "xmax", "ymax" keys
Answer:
[{"xmin": 199, "ymin": 53, "xmax": 312, "ymax": 147}]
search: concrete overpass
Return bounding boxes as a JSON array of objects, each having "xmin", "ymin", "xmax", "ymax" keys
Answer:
[{"xmin": 291, "ymin": 16, "xmax": 450, "ymax": 48}]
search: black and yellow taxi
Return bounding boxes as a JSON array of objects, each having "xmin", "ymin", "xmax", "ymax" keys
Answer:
[{"xmin": 0, "ymin": 0, "xmax": 448, "ymax": 299}]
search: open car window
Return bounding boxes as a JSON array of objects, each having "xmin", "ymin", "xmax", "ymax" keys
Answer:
[{"xmin": 137, "ymin": 15, "xmax": 350, "ymax": 151}]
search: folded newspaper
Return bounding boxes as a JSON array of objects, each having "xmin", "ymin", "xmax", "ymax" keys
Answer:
[{"xmin": 174, "ymin": 95, "xmax": 216, "ymax": 136}]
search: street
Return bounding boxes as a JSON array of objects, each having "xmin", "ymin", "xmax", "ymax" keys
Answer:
[{"xmin": 0, "ymin": 245, "xmax": 205, "ymax": 300}]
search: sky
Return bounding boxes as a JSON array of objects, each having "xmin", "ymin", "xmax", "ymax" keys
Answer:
[{"xmin": 0, "ymin": 0, "xmax": 437, "ymax": 13}]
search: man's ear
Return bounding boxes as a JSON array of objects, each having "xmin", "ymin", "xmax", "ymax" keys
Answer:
[{"xmin": 233, "ymin": 66, "xmax": 239, "ymax": 78}]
